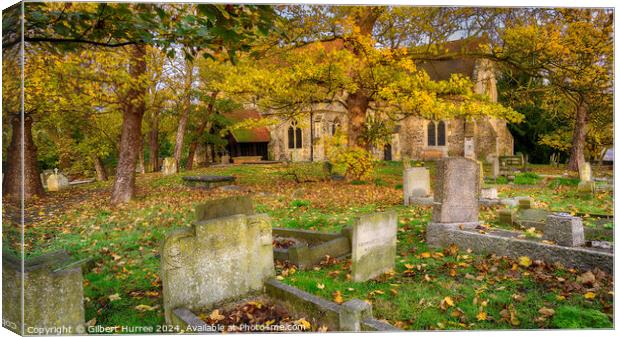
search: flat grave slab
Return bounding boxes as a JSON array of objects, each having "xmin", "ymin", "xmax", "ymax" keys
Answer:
[
  {"xmin": 272, "ymin": 228, "xmax": 351, "ymax": 270},
  {"xmin": 182, "ymin": 175, "xmax": 235, "ymax": 188}
]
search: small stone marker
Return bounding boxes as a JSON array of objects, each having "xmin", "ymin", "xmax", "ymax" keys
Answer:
[
  {"xmin": 464, "ymin": 137, "xmax": 475, "ymax": 159},
  {"xmin": 351, "ymin": 211, "xmax": 397, "ymax": 282},
  {"xmin": 46, "ymin": 169, "xmax": 69, "ymax": 192},
  {"xmin": 161, "ymin": 213, "xmax": 275, "ymax": 324},
  {"xmin": 195, "ymin": 196, "xmax": 254, "ymax": 222},
  {"xmin": 491, "ymin": 156, "xmax": 500, "ymax": 178},
  {"xmin": 339, "ymin": 299, "xmax": 372, "ymax": 331},
  {"xmin": 480, "ymin": 187, "xmax": 498, "ymax": 200},
  {"xmin": 577, "ymin": 162, "xmax": 595, "ymax": 195},
  {"xmin": 2, "ymin": 250, "xmax": 86, "ymax": 335},
  {"xmin": 543, "ymin": 213, "xmax": 585, "ymax": 247},
  {"xmin": 162, "ymin": 157, "xmax": 177, "ymax": 175},
  {"xmin": 432, "ymin": 157, "xmax": 480, "ymax": 223},
  {"xmin": 498, "ymin": 208, "xmax": 515, "ymax": 226},
  {"xmin": 403, "ymin": 167, "xmax": 431, "ymax": 205},
  {"xmin": 517, "ymin": 197, "xmax": 532, "ymax": 210}
]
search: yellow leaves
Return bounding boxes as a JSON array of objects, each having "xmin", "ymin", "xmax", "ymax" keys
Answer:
[
  {"xmin": 316, "ymin": 283, "xmax": 325, "ymax": 290},
  {"xmin": 208, "ymin": 309, "xmax": 225, "ymax": 321},
  {"xmin": 440, "ymin": 296, "xmax": 455, "ymax": 310},
  {"xmin": 419, "ymin": 252, "xmax": 431, "ymax": 258},
  {"xmin": 296, "ymin": 318, "xmax": 311, "ymax": 330},
  {"xmin": 332, "ymin": 291, "xmax": 344, "ymax": 304},
  {"xmin": 135, "ymin": 304, "xmax": 158, "ymax": 312},
  {"xmin": 108, "ymin": 293, "xmax": 121, "ymax": 302},
  {"xmin": 584, "ymin": 292, "xmax": 596, "ymax": 300},
  {"xmin": 476, "ymin": 311, "xmax": 487, "ymax": 321},
  {"xmin": 518, "ymin": 256, "xmax": 532, "ymax": 268}
]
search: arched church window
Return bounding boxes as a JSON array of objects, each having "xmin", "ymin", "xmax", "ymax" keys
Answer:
[
  {"xmin": 427, "ymin": 122, "xmax": 436, "ymax": 146},
  {"xmin": 288, "ymin": 121, "xmax": 303, "ymax": 149},
  {"xmin": 427, "ymin": 121, "xmax": 447, "ymax": 146}
]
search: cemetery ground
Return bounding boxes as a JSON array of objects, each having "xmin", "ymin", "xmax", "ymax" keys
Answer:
[{"xmin": 3, "ymin": 161, "xmax": 614, "ymax": 331}]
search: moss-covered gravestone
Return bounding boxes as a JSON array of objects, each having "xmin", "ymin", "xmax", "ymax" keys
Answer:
[
  {"xmin": 161, "ymin": 213, "xmax": 274, "ymax": 324},
  {"xmin": 351, "ymin": 211, "xmax": 397, "ymax": 282},
  {"xmin": 2, "ymin": 250, "xmax": 86, "ymax": 335},
  {"xmin": 194, "ymin": 196, "xmax": 254, "ymax": 222}
]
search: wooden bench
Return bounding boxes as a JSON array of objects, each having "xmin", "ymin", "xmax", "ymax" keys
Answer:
[
  {"xmin": 498, "ymin": 154, "xmax": 526, "ymax": 176},
  {"xmin": 231, "ymin": 156, "xmax": 263, "ymax": 164}
]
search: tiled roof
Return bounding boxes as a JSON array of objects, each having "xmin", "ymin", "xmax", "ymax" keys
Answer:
[{"xmin": 223, "ymin": 109, "xmax": 271, "ymax": 143}]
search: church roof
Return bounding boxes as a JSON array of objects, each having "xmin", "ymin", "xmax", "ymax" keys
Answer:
[
  {"xmin": 223, "ymin": 109, "xmax": 271, "ymax": 143},
  {"xmin": 415, "ymin": 37, "xmax": 488, "ymax": 81}
]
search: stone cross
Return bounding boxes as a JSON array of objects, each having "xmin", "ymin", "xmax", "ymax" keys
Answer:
[
  {"xmin": 351, "ymin": 211, "xmax": 397, "ymax": 282},
  {"xmin": 431, "ymin": 157, "xmax": 480, "ymax": 223},
  {"xmin": 161, "ymin": 214, "xmax": 275, "ymax": 324}
]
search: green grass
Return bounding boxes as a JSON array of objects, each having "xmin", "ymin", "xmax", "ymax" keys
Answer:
[{"xmin": 4, "ymin": 161, "xmax": 613, "ymax": 331}]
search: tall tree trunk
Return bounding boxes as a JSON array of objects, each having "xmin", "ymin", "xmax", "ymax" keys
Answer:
[
  {"xmin": 2, "ymin": 114, "xmax": 45, "ymax": 202},
  {"xmin": 346, "ymin": 92, "xmax": 370, "ymax": 149},
  {"xmin": 93, "ymin": 155, "xmax": 108, "ymax": 181},
  {"xmin": 110, "ymin": 44, "xmax": 147, "ymax": 205},
  {"xmin": 184, "ymin": 92, "xmax": 217, "ymax": 170},
  {"xmin": 173, "ymin": 105, "xmax": 190, "ymax": 168},
  {"xmin": 567, "ymin": 99, "xmax": 588, "ymax": 171},
  {"xmin": 148, "ymin": 118, "xmax": 159, "ymax": 172}
]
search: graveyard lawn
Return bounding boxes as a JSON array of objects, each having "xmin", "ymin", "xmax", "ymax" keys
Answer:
[{"xmin": 3, "ymin": 161, "xmax": 613, "ymax": 330}]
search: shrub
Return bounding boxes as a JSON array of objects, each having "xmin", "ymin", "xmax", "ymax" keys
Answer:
[
  {"xmin": 290, "ymin": 199, "xmax": 311, "ymax": 208},
  {"xmin": 514, "ymin": 172, "xmax": 541, "ymax": 185},
  {"xmin": 551, "ymin": 305, "xmax": 611, "ymax": 328},
  {"xmin": 325, "ymin": 132, "xmax": 376, "ymax": 181},
  {"xmin": 548, "ymin": 177, "xmax": 580, "ymax": 188}
]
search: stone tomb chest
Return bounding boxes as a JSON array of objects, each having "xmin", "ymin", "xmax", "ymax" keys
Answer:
[
  {"xmin": 272, "ymin": 227, "xmax": 351, "ymax": 270},
  {"xmin": 2, "ymin": 250, "xmax": 86, "ymax": 335},
  {"xmin": 161, "ymin": 213, "xmax": 397, "ymax": 332}
]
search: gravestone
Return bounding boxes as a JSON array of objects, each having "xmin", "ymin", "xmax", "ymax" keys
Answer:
[
  {"xmin": 162, "ymin": 157, "xmax": 177, "ymax": 175},
  {"xmin": 491, "ymin": 156, "xmax": 500, "ymax": 179},
  {"xmin": 543, "ymin": 214, "xmax": 585, "ymax": 247},
  {"xmin": 403, "ymin": 167, "xmax": 431, "ymax": 206},
  {"xmin": 577, "ymin": 162, "xmax": 595, "ymax": 195},
  {"xmin": 480, "ymin": 187, "xmax": 498, "ymax": 200},
  {"xmin": 161, "ymin": 213, "xmax": 275, "ymax": 324},
  {"xmin": 40, "ymin": 169, "xmax": 54, "ymax": 188},
  {"xmin": 2, "ymin": 250, "xmax": 86, "ymax": 335},
  {"xmin": 351, "ymin": 211, "xmax": 397, "ymax": 282},
  {"xmin": 46, "ymin": 169, "xmax": 69, "ymax": 192},
  {"xmin": 517, "ymin": 197, "xmax": 532, "ymax": 210},
  {"xmin": 195, "ymin": 196, "xmax": 254, "ymax": 222},
  {"xmin": 431, "ymin": 157, "xmax": 480, "ymax": 223},
  {"xmin": 498, "ymin": 208, "xmax": 516, "ymax": 226},
  {"xmin": 463, "ymin": 137, "xmax": 475, "ymax": 159},
  {"xmin": 515, "ymin": 208, "xmax": 550, "ymax": 230},
  {"xmin": 220, "ymin": 154, "xmax": 230, "ymax": 164}
]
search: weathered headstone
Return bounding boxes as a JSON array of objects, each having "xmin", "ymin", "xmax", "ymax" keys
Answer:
[
  {"xmin": 220, "ymin": 154, "xmax": 230, "ymax": 164},
  {"xmin": 351, "ymin": 211, "xmax": 397, "ymax": 282},
  {"xmin": 161, "ymin": 214, "xmax": 274, "ymax": 324},
  {"xmin": 2, "ymin": 250, "xmax": 86, "ymax": 335},
  {"xmin": 162, "ymin": 157, "xmax": 178, "ymax": 175},
  {"xmin": 46, "ymin": 169, "xmax": 69, "ymax": 192},
  {"xmin": 498, "ymin": 208, "xmax": 516, "ymax": 226},
  {"xmin": 543, "ymin": 214, "xmax": 585, "ymax": 247},
  {"xmin": 517, "ymin": 197, "xmax": 532, "ymax": 210},
  {"xmin": 480, "ymin": 187, "xmax": 498, "ymax": 200},
  {"xmin": 431, "ymin": 158, "xmax": 480, "ymax": 223},
  {"xmin": 40, "ymin": 169, "xmax": 54, "ymax": 188},
  {"xmin": 515, "ymin": 208, "xmax": 550, "ymax": 230},
  {"xmin": 194, "ymin": 196, "xmax": 254, "ymax": 222},
  {"xmin": 403, "ymin": 167, "xmax": 431, "ymax": 206},
  {"xmin": 577, "ymin": 162, "xmax": 595, "ymax": 195},
  {"xmin": 463, "ymin": 137, "xmax": 475, "ymax": 159},
  {"xmin": 491, "ymin": 156, "xmax": 500, "ymax": 179}
]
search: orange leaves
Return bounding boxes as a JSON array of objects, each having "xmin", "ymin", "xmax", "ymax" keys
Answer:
[
  {"xmin": 440, "ymin": 296, "xmax": 455, "ymax": 310},
  {"xmin": 332, "ymin": 291, "xmax": 344, "ymax": 304}
]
